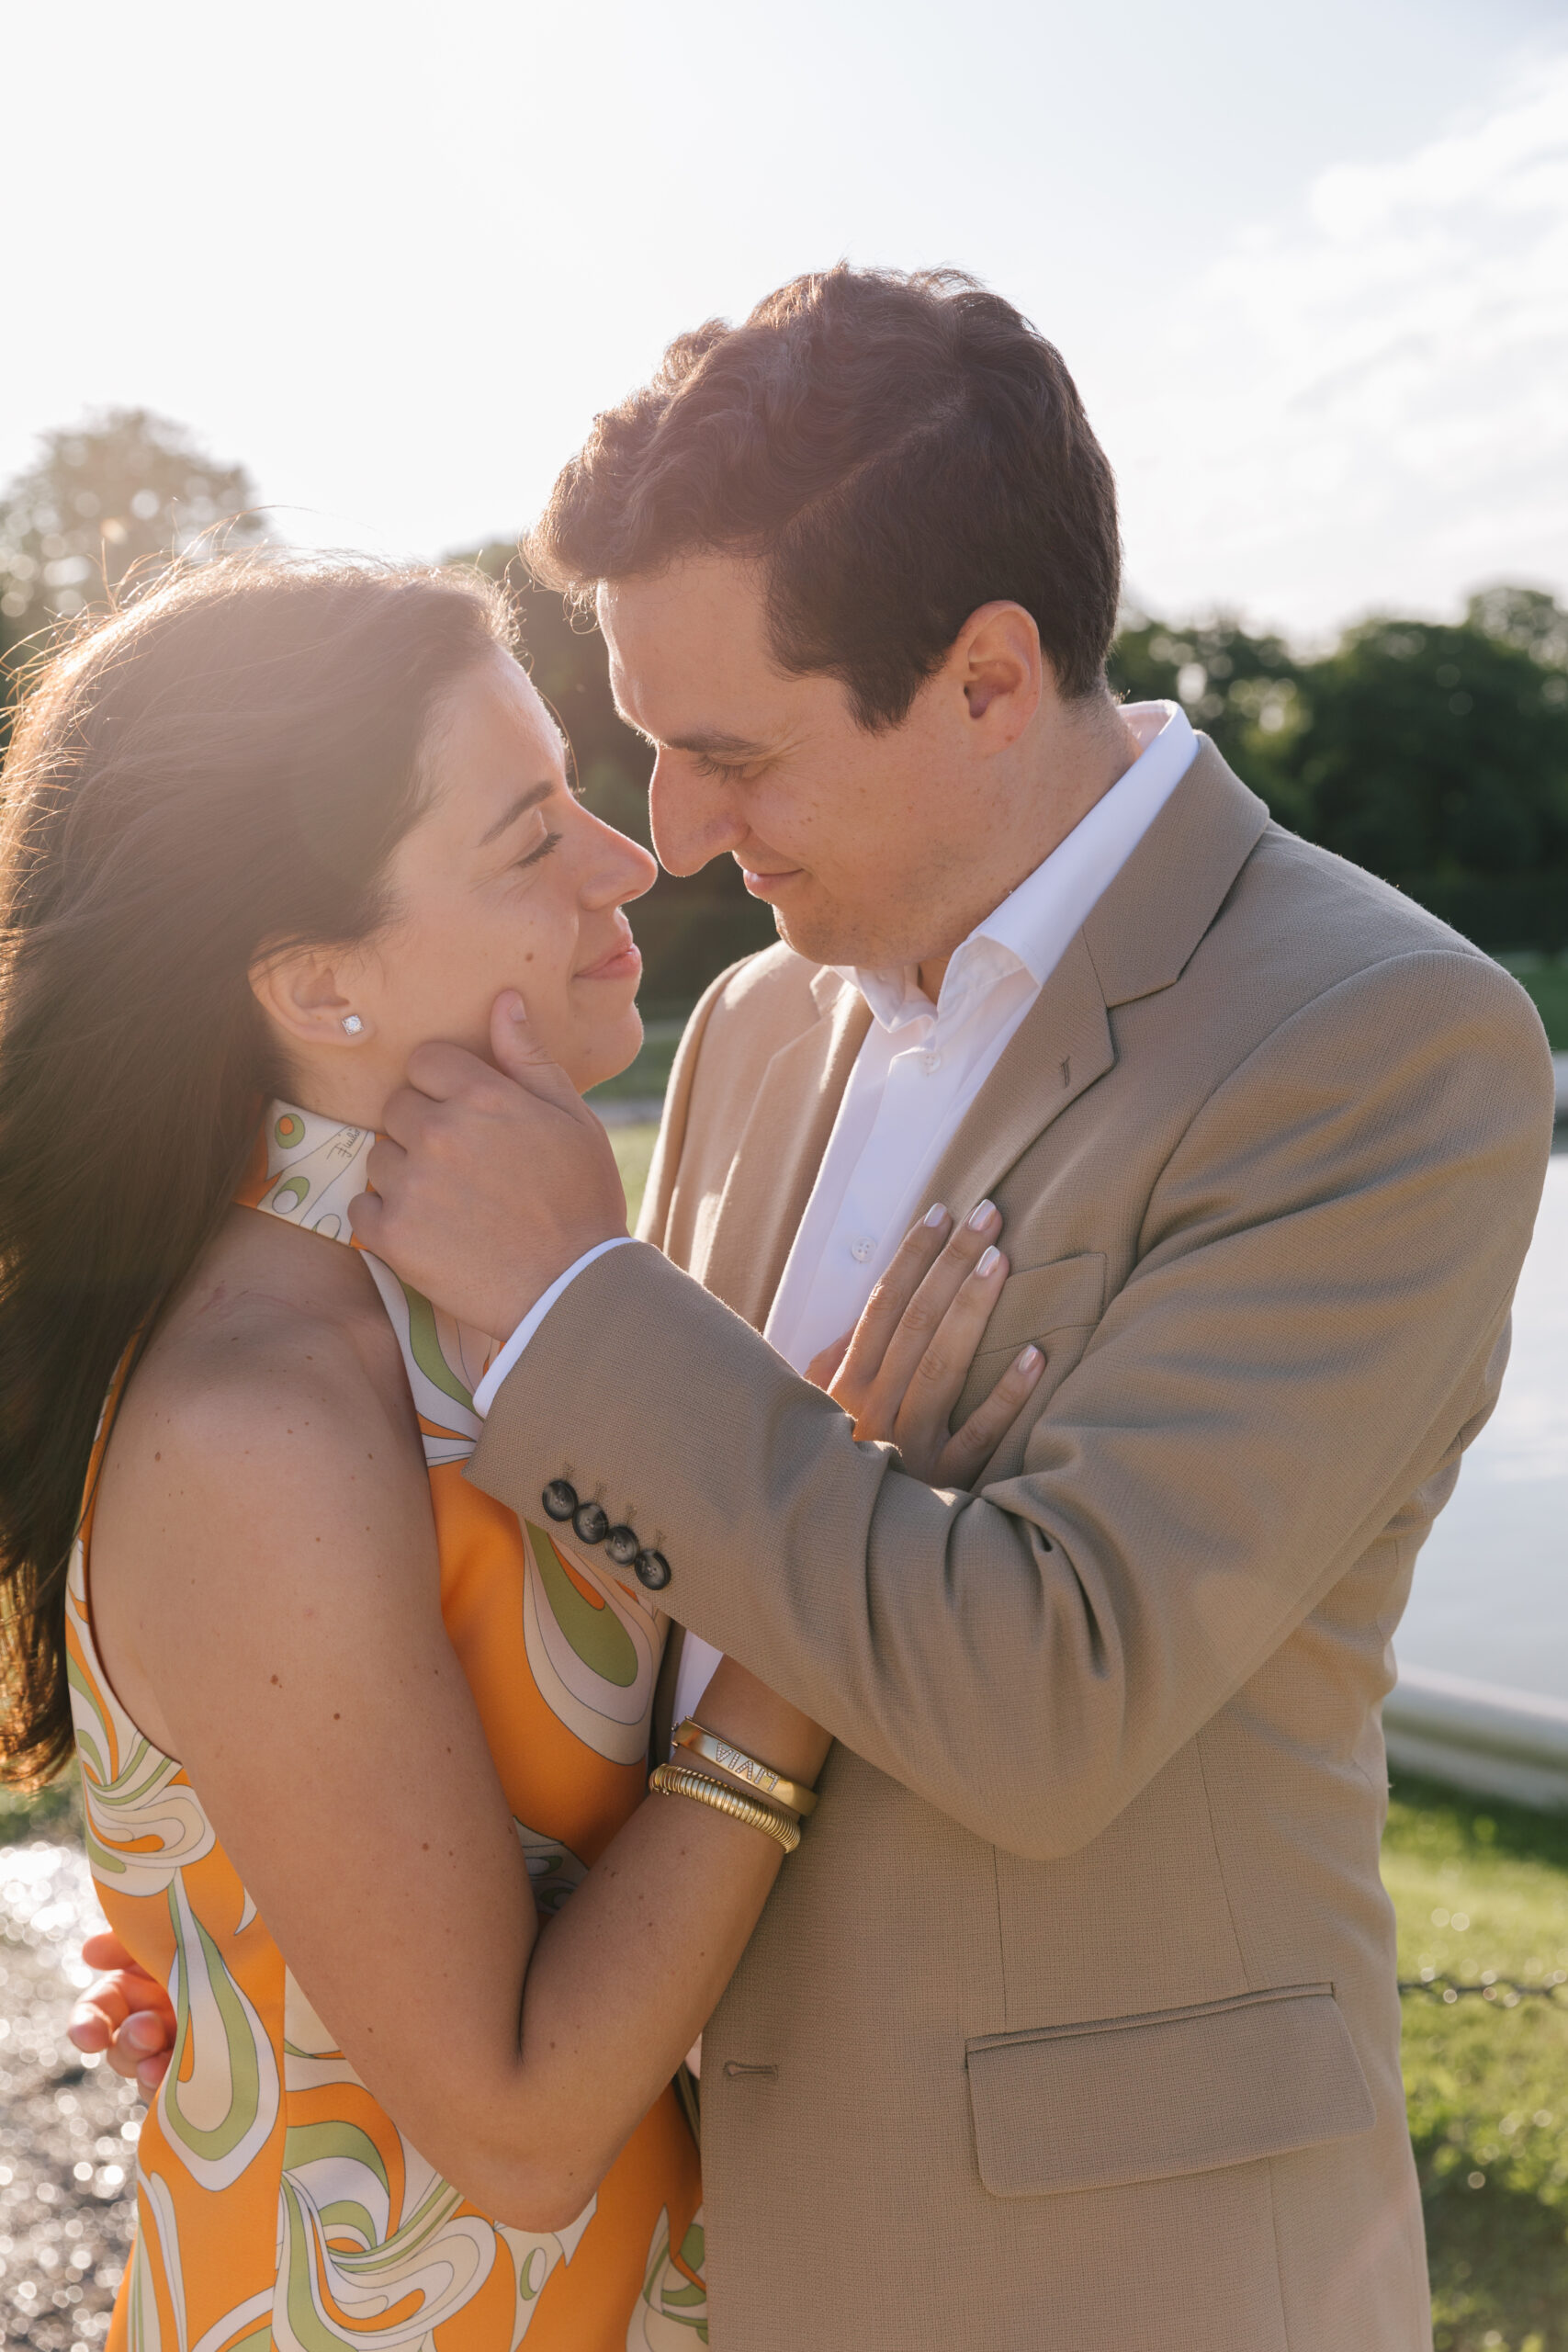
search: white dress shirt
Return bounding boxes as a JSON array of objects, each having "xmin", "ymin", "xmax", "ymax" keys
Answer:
[{"xmin": 474, "ymin": 701, "xmax": 1198, "ymax": 1722}]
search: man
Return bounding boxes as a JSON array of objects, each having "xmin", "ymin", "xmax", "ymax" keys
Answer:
[{"xmin": 91, "ymin": 268, "xmax": 1557, "ymax": 2346}]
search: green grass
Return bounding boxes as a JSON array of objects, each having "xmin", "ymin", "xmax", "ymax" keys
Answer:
[
  {"xmin": 587, "ymin": 1016, "xmax": 687, "ymax": 1103},
  {"xmin": 610, "ymin": 1121, "xmax": 660, "ymax": 1227},
  {"xmin": 1384, "ymin": 1771, "xmax": 1568, "ymax": 2350},
  {"xmin": 1499, "ymin": 959, "xmax": 1568, "ymax": 1051}
]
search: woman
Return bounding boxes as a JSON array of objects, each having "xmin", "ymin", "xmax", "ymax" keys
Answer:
[{"xmin": 1, "ymin": 551, "xmax": 1038, "ymax": 2349}]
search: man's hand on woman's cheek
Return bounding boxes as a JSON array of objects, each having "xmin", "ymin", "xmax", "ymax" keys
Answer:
[{"xmin": 348, "ymin": 991, "xmax": 630, "ymax": 1341}]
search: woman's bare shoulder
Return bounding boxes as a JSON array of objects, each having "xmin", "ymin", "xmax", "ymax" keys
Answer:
[{"xmin": 97, "ymin": 1209, "xmax": 429, "ymax": 1602}]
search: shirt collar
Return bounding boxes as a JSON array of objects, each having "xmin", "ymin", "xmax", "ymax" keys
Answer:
[{"xmin": 842, "ymin": 701, "xmax": 1197, "ymax": 1035}]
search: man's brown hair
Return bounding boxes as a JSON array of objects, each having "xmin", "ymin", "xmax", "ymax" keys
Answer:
[{"xmin": 525, "ymin": 266, "xmax": 1122, "ymax": 729}]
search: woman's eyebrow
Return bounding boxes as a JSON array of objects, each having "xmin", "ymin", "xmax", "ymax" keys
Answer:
[{"xmin": 479, "ymin": 780, "xmax": 556, "ymax": 846}]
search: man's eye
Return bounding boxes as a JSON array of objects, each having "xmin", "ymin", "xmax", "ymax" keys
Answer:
[{"xmin": 694, "ymin": 753, "xmax": 757, "ymax": 784}]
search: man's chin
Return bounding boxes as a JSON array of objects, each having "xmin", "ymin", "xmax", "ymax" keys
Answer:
[{"xmin": 772, "ymin": 904, "xmax": 885, "ymax": 973}]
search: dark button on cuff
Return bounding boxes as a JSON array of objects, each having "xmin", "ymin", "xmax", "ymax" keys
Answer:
[
  {"xmin": 573, "ymin": 1501, "xmax": 609, "ymax": 1546},
  {"xmin": 636, "ymin": 1547, "xmax": 671, "ymax": 1591},
  {"xmin": 604, "ymin": 1525, "xmax": 640, "ymax": 1568},
  {"xmin": 542, "ymin": 1480, "xmax": 578, "ymax": 1522}
]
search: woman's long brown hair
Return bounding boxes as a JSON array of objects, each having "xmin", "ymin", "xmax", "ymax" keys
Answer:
[{"xmin": 0, "ymin": 551, "xmax": 511, "ymax": 1786}]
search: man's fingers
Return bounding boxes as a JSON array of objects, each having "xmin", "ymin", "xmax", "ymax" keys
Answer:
[
  {"xmin": 81, "ymin": 1930, "xmax": 136, "ymax": 1971},
  {"xmin": 935, "ymin": 1342, "xmax": 1047, "ymax": 1489},
  {"xmin": 388, "ymin": 1043, "xmax": 495, "ymax": 1116},
  {"xmin": 67, "ymin": 1994, "xmax": 125, "ymax": 2052},
  {"xmin": 489, "ymin": 991, "xmax": 592, "ymax": 1118},
  {"xmin": 804, "ymin": 1331, "xmax": 853, "ymax": 1393}
]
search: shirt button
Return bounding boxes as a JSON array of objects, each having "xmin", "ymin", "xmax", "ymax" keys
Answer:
[
  {"xmin": 920, "ymin": 1049, "xmax": 942, "ymax": 1074},
  {"xmin": 851, "ymin": 1238, "xmax": 874, "ymax": 1263}
]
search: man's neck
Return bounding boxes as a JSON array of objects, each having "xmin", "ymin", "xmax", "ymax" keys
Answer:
[{"xmin": 914, "ymin": 698, "xmax": 1142, "ymax": 1001}]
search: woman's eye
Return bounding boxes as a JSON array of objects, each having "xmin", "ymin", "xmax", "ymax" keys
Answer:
[{"xmin": 514, "ymin": 828, "xmax": 562, "ymax": 871}]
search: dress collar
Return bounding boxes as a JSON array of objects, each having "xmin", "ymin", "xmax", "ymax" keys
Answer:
[{"xmin": 236, "ymin": 1102, "xmax": 375, "ymax": 1244}]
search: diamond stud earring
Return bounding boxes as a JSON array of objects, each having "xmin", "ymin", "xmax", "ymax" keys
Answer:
[{"xmin": 341, "ymin": 1014, "xmax": 364, "ymax": 1035}]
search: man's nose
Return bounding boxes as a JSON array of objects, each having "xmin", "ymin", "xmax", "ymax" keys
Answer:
[{"xmin": 648, "ymin": 751, "xmax": 746, "ymax": 876}]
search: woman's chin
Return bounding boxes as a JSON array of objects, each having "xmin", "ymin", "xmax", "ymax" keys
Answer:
[{"xmin": 570, "ymin": 1006, "xmax": 646, "ymax": 1098}]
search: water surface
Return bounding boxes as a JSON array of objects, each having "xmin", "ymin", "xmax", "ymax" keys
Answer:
[{"xmin": 1398, "ymin": 1151, "xmax": 1568, "ymax": 1699}]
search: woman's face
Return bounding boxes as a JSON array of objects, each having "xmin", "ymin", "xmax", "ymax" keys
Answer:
[{"xmin": 334, "ymin": 652, "xmax": 658, "ymax": 1100}]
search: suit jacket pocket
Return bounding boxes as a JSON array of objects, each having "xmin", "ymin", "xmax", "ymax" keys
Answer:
[
  {"xmin": 965, "ymin": 1983, "xmax": 1374, "ymax": 2199},
  {"xmin": 953, "ymin": 1253, "xmax": 1107, "ymax": 1429}
]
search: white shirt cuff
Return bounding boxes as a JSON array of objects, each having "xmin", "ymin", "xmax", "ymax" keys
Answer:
[{"xmin": 470, "ymin": 1236, "xmax": 637, "ymax": 1418}]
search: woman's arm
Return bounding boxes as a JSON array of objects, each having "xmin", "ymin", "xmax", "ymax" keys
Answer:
[
  {"xmin": 72, "ymin": 1209, "xmax": 1025, "ymax": 2166},
  {"xmin": 96, "ymin": 1324, "xmax": 823, "ymax": 2233}
]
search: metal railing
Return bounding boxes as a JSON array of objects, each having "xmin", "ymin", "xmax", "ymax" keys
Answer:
[{"xmin": 1383, "ymin": 1662, "xmax": 1568, "ymax": 1812}]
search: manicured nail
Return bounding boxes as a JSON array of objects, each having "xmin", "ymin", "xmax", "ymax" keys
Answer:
[
  {"xmin": 976, "ymin": 1245, "xmax": 1001, "ymax": 1278},
  {"xmin": 967, "ymin": 1199, "xmax": 998, "ymax": 1233},
  {"xmin": 924, "ymin": 1203, "xmax": 948, "ymax": 1228},
  {"xmin": 1016, "ymin": 1345, "xmax": 1042, "ymax": 1373}
]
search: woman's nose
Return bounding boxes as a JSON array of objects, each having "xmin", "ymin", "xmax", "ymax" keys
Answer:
[{"xmin": 581, "ymin": 812, "xmax": 658, "ymax": 908}]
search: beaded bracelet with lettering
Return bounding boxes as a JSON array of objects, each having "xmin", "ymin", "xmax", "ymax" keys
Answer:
[
  {"xmin": 649, "ymin": 1761, "xmax": 802, "ymax": 1854},
  {"xmin": 671, "ymin": 1717, "xmax": 819, "ymax": 1817}
]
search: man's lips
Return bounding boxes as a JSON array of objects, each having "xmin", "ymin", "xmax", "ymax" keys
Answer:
[{"xmin": 740, "ymin": 865, "xmax": 804, "ymax": 899}]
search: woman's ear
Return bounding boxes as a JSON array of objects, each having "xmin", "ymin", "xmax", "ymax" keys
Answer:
[{"xmin": 249, "ymin": 947, "xmax": 372, "ymax": 1049}]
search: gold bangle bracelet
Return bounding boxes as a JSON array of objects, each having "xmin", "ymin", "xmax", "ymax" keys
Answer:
[
  {"xmin": 649, "ymin": 1762, "xmax": 802, "ymax": 1854},
  {"xmin": 671, "ymin": 1718, "xmax": 819, "ymax": 1817}
]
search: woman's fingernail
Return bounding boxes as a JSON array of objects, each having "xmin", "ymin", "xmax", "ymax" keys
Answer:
[
  {"xmin": 1016, "ymin": 1345, "xmax": 1042, "ymax": 1373},
  {"xmin": 967, "ymin": 1199, "xmax": 998, "ymax": 1233},
  {"xmin": 976, "ymin": 1245, "xmax": 1001, "ymax": 1278},
  {"xmin": 924, "ymin": 1203, "xmax": 948, "ymax": 1229}
]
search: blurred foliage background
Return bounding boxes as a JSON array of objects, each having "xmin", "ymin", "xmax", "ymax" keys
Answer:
[{"xmin": 5, "ymin": 413, "xmax": 1567, "ymax": 1032}]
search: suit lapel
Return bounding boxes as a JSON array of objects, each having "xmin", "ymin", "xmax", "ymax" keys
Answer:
[
  {"xmin": 699, "ymin": 973, "xmax": 873, "ymax": 1331},
  {"xmin": 921, "ymin": 741, "xmax": 1271, "ymax": 1221},
  {"xmin": 919, "ymin": 930, "xmax": 1114, "ymax": 1224}
]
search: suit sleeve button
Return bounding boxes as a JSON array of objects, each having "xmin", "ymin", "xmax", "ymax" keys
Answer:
[
  {"xmin": 605, "ymin": 1525, "xmax": 640, "ymax": 1567},
  {"xmin": 573, "ymin": 1501, "xmax": 610, "ymax": 1545},
  {"xmin": 636, "ymin": 1548, "xmax": 671, "ymax": 1591},
  {"xmin": 542, "ymin": 1480, "xmax": 578, "ymax": 1521}
]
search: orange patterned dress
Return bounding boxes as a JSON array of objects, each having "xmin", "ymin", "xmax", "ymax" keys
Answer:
[{"xmin": 67, "ymin": 1100, "xmax": 705, "ymax": 2351}]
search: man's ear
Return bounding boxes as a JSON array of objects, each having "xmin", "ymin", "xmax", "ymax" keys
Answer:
[
  {"xmin": 249, "ymin": 945, "xmax": 372, "ymax": 1049},
  {"xmin": 955, "ymin": 602, "xmax": 1044, "ymax": 741}
]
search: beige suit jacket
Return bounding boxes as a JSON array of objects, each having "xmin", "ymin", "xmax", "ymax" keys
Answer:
[{"xmin": 471, "ymin": 742, "xmax": 1556, "ymax": 2351}]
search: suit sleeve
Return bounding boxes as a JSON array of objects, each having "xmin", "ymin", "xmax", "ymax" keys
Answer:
[{"xmin": 470, "ymin": 949, "xmax": 1555, "ymax": 1860}]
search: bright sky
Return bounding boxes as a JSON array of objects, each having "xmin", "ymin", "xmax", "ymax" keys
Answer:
[{"xmin": 6, "ymin": 0, "xmax": 1565, "ymax": 640}]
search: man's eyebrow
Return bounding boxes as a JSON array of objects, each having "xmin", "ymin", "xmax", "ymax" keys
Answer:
[
  {"xmin": 623, "ymin": 724, "xmax": 769, "ymax": 758},
  {"xmin": 478, "ymin": 780, "xmax": 555, "ymax": 846}
]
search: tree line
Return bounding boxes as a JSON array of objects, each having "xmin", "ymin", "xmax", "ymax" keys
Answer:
[{"xmin": 5, "ymin": 412, "xmax": 1566, "ymax": 1013}]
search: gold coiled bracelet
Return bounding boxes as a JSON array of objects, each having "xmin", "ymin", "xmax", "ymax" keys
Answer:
[{"xmin": 649, "ymin": 1760, "xmax": 802, "ymax": 1854}]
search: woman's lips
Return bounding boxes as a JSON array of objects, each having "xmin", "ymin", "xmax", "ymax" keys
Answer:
[{"xmin": 575, "ymin": 939, "xmax": 643, "ymax": 983}]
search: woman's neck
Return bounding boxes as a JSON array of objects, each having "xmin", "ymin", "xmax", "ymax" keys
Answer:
[{"xmin": 271, "ymin": 1055, "xmax": 392, "ymax": 1135}]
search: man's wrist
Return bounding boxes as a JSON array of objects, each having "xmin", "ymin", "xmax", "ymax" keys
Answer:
[{"xmin": 472, "ymin": 1236, "xmax": 637, "ymax": 1417}]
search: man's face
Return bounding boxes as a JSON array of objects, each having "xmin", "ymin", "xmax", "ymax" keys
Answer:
[{"xmin": 597, "ymin": 556, "xmax": 1012, "ymax": 973}]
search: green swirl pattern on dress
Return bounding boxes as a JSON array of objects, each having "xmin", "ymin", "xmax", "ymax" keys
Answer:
[
  {"xmin": 513, "ymin": 1820, "xmax": 590, "ymax": 1919},
  {"xmin": 275, "ymin": 2166, "xmax": 502, "ymax": 2351},
  {"xmin": 68, "ymin": 1584, "xmax": 215, "ymax": 1894},
  {"xmin": 160, "ymin": 1876, "xmax": 280, "ymax": 2192},
  {"xmin": 520, "ymin": 1522, "xmax": 661, "ymax": 1766},
  {"xmin": 630, "ymin": 2207, "xmax": 710, "ymax": 2347}
]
